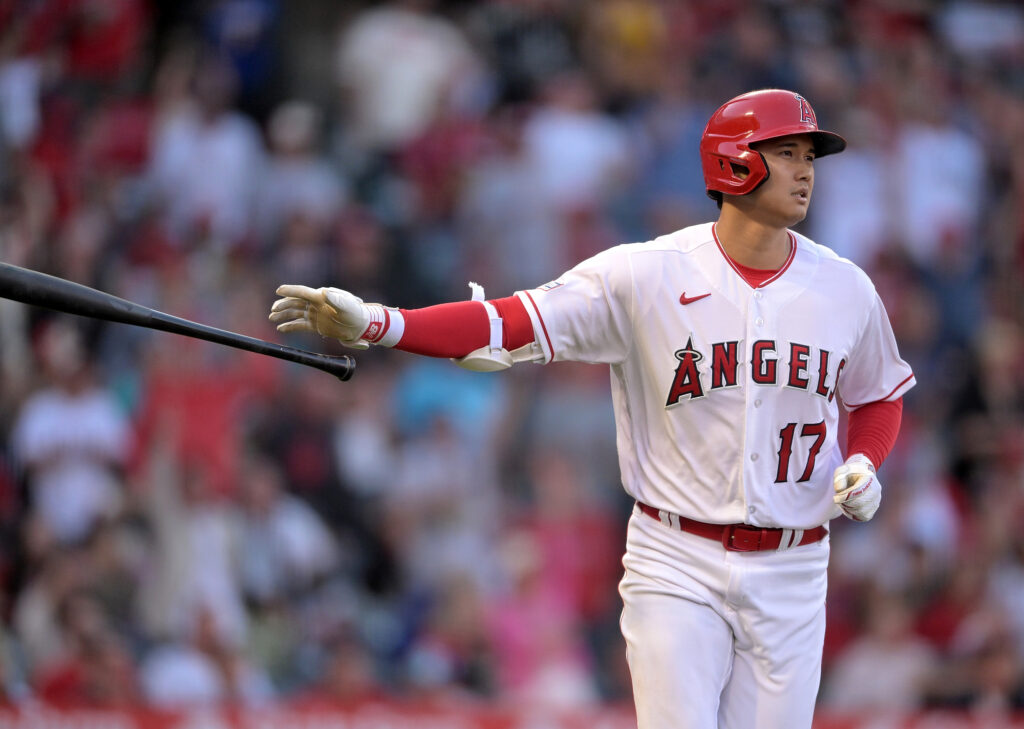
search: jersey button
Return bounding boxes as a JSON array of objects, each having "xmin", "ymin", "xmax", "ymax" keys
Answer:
[
  {"xmin": 750, "ymin": 453, "xmax": 759, "ymax": 461},
  {"xmin": 754, "ymin": 399, "xmax": 762, "ymax": 407},
  {"xmin": 754, "ymin": 291, "xmax": 763, "ymax": 300},
  {"xmin": 755, "ymin": 317, "xmax": 764, "ymax": 326}
]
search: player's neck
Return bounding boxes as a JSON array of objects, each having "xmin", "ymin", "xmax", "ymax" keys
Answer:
[{"xmin": 714, "ymin": 210, "xmax": 792, "ymax": 270}]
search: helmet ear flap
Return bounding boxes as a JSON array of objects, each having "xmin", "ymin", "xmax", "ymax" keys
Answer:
[{"xmin": 704, "ymin": 146, "xmax": 769, "ymax": 198}]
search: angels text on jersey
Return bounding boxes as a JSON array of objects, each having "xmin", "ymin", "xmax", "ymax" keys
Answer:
[{"xmin": 665, "ymin": 335, "xmax": 845, "ymax": 407}]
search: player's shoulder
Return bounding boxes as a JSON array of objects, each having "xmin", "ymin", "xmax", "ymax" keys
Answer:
[
  {"xmin": 545, "ymin": 224, "xmax": 712, "ymax": 290},
  {"xmin": 793, "ymin": 229, "xmax": 877, "ymax": 294}
]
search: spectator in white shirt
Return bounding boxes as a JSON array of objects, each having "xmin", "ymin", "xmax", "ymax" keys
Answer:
[{"xmin": 11, "ymin": 319, "xmax": 131, "ymax": 545}]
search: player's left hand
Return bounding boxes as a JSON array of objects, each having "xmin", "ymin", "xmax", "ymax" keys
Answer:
[{"xmin": 833, "ymin": 454, "xmax": 881, "ymax": 522}]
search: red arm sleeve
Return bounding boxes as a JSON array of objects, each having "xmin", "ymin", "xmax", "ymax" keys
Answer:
[
  {"xmin": 846, "ymin": 397, "xmax": 903, "ymax": 468},
  {"xmin": 394, "ymin": 296, "xmax": 535, "ymax": 358}
]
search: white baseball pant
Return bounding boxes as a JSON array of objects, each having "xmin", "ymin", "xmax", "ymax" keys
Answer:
[{"xmin": 618, "ymin": 504, "xmax": 829, "ymax": 728}]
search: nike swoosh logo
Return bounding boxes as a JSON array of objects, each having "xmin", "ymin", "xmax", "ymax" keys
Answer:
[{"xmin": 679, "ymin": 292, "xmax": 711, "ymax": 305}]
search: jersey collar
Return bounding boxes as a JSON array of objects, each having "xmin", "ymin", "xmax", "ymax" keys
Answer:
[{"xmin": 711, "ymin": 223, "xmax": 797, "ymax": 289}]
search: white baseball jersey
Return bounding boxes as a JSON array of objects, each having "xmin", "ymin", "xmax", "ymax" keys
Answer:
[{"xmin": 515, "ymin": 222, "xmax": 914, "ymax": 530}]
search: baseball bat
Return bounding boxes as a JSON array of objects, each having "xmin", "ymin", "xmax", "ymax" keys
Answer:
[{"xmin": 0, "ymin": 263, "xmax": 355, "ymax": 381}]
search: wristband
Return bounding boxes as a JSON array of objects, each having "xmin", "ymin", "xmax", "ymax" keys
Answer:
[{"xmin": 359, "ymin": 305, "xmax": 404, "ymax": 347}]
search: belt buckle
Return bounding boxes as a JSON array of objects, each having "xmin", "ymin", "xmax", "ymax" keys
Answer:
[{"xmin": 722, "ymin": 524, "xmax": 765, "ymax": 552}]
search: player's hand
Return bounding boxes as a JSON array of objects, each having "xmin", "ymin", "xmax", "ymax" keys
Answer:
[
  {"xmin": 832, "ymin": 454, "xmax": 881, "ymax": 522},
  {"xmin": 269, "ymin": 285, "xmax": 371, "ymax": 349}
]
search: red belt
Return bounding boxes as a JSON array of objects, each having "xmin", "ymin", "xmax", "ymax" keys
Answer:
[{"xmin": 636, "ymin": 502, "xmax": 827, "ymax": 552}]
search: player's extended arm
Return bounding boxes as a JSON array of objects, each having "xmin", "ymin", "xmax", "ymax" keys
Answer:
[
  {"xmin": 832, "ymin": 398, "xmax": 903, "ymax": 522},
  {"xmin": 268, "ymin": 285, "xmax": 536, "ymax": 368}
]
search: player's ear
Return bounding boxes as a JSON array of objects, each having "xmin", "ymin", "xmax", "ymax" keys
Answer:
[{"xmin": 729, "ymin": 162, "xmax": 749, "ymax": 180}]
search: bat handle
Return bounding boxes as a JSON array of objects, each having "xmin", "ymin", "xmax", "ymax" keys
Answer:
[{"xmin": 282, "ymin": 348, "xmax": 356, "ymax": 381}]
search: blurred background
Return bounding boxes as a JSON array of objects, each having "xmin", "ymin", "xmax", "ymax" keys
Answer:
[{"xmin": 0, "ymin": 0, "xmax": 1022, "ymax": 726}]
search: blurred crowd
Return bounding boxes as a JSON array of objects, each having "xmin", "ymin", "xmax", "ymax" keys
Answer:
[{"xmin": 0, "ymin": 0, "xmax": 1022, "ymax": 720}]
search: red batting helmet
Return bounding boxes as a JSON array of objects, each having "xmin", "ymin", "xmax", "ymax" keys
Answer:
[{"xmin": 700, "ymin": 89, "xmax": 846, "ymax": 200}]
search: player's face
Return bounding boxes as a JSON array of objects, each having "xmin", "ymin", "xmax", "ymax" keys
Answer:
[{"xmin": 744, "ymin": 134, "xmax": 816, "ymax": 227}]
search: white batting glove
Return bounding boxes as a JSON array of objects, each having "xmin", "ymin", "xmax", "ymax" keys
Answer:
[
  {"xmin": 833, "ymin": 454, "xmax": 881, "ymax": 522},
  {"xmin": 269, "ymin": 285, "xmax": 372, "ymax": 349}
]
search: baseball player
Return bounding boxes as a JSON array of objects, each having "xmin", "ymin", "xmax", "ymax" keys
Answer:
[{"xmin": 269, "ymin": 89, "xmax": 914, "ymax": 728}]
